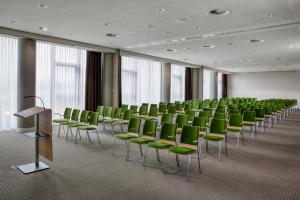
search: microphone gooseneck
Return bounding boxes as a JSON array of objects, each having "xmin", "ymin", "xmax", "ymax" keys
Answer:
[{"xmin": 24, "ymin": 96, "xmax": 46, "ymax": 110}]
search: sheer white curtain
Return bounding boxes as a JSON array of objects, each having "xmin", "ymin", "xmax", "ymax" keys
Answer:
[
  {"xmin": 36, "ymin": 42, "xmax": 86, "ymax": 115},
  {"xmin": 171, "ymin": 64, "xmax": 185, "ymax": 102},
  {"xmin": 203, "ymin": 69, "xmax": 212, "ymax": 99},
  {"xmin": 0, "ymin": 35, "xmax": 18, "ymax": 131},
  {"xmin": 217, "ymin": 72, "xmax": 223, "ymax": 99},
  {"xmin": 121, "ymin": 56, "xmax": 161, "ymax": 106}
]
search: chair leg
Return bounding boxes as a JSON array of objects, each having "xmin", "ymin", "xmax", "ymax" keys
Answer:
[
  {"xmin": 156, "ymin": 149, "xmax": 161, "ymax": 162},
  {"xmin": 75, "ymin": 129, "xmax": 79, "ymax": 144},
  {"xmin": 218, "ymin": 141, "xmax": 222, "ymax": 161},
  {"xmin": 96, "ymin": 129, "xmax": 101, "ymax": 145},
  {"xmin": 139, "ymin": 144, "xmax": 143, "ymax": 157},
  {"xmin": 85, "ymin": 130, "xmax": 89, "ymax": 147},
  {"xmin": 66, "ymin": 126, "xmax": 70, "ymax": 140},
  {"xmin": 186, "ymin": 155, "xmax": 192, "ymax": 181},
  {"xmin": 236, "ymin": 134, "xmax": 240, "ymax": 148},
  {"xmin": 163, "ymin": 150, "xmax": 169, "ymax": 173},
  {"xmin": 113, "ymin": 137, "xmax": 117, "ymax": 156},
  {"xmin": 197, "ymin": 151, "xmax": 202, "ymax": 173},
  {"xmin": 57, "ymin": 125, "xmax": 61, "ymax": 138},
  {"xmin": 143, "ymin": 146, "xmax": 150, "ymax": 167},
  {"xmin": 125, "ymin": 140, "xmax": 130, "ymax": 161},
  {"xmin": 225, "ymin": 135, "xmax": 228, "ymax": 156}
]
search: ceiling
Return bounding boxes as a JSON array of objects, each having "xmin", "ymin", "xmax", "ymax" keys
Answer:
[{"xmin": 1, "ymin": 0, "xmax": 300, "ymax": 72}]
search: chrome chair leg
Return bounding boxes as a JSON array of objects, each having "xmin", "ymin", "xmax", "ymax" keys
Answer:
[{"xmin": 186, "ymin": 155, "xmax": 192, "ymax": 181}]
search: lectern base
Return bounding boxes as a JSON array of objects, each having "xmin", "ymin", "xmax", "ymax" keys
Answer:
[{"xmin": 17, "ymin": 161, "xmax": 49, "ymax": 174}]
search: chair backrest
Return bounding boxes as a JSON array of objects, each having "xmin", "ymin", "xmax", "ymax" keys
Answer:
[
  {"xmin": 209, "ymin": 119, "xmax": 226, "ymax": 135},
  {"xmin": 168, "ymin": 104, "xmax": 177, "ymax": 114},
  {"xmin": 96, "ymin": 106, "xmax": 104, "ymax": 115},
  {"xmin": 150, "ymin": 104, "xmax": 157, "ymax": 108},
  {"xmin": 198, "ymin": 102, "xmax": 204, "ymax": 110},
  {"xmin": 229, "ymin": 109, "xmax": 240, "ymax": 115},
  {"xmin": 216, "ymin": 108, "xmax": 225, "ymax": 113},
  {"xmin": 192, "ymin": 117, "xmax": 207, "ymax": 131},
  {"xmin": 199, "ymin": 111, "xmax": 210, "ymax": 118},
  {"xmin": 148, "ymin": 106, "xmax": 158, "ymax": 117},
  {"xmin": 229, "ymin": 114, "xmax": 242, "ymax": 127},
  {"xmin": 184, "ymin": 103, "xmax": 191, "ymax": 111},
  {"xmin": 255, "ymin": 108, "xmax": 265, "ymax": 118},
  {"xmin": 79, "ymin": 110, "xmax": 90, "ymax": 123},
  {"xmin": 180, "ymin": 125, "xmax": 200, "ymax": 145},
  {"xmin": 130, "ymin": 105, "xmax": 138, "ymax": 114},
  {"xmin": 64, "ymin": 108, "xmax": 72, "ymax": 119},
  {"xmin": 71, "ymin": 109, "xmax": 80, "ymax": 121},
  {"xmin": 176, "ymin": 114, "xmax": 188, "ymax": 128},
  {"xmin": 160, "ymin": 123, "xmax": 177, "ymax": 141},
  {"xmin": 175, "ymin": 103, "xmax": 182, "ymax": 111},
  {"xmin": 214, "ymin": 112, "xmax": 226, "ymax": 120},
  {"xmin": 104, "ymin": 107, "xmax": 113, "ymax": 118},
  {"xmin": 128, "ymin": 118, "xmax": 141, "ymax": 133},
  {"xmin": 243, "ymin": 111, "xmax": 255, "ymax": 122},
  {"xmin": 264, "ymin": 106, "xmax": 272, "ymax": 115},
  {"xmin": 113, "ymin": 108, "xmax": 122, "ymax": 119},
  {"xmin": 121, "ymin": 104, "xmax": 128, "ymax": 113},
  {"xmin": 185, "ymin": 110, "xmax": 196, "ymax": 121},
  {"xmin": 142, "ymin": 103, "xmax": 149, "ymax": 108},
  {"xmin": 123, "ymin": 110, "xmax": 132, "ymax": 121},
  {"xmin": 89, "ymin": 112, "xmax": 100, "ymax": 126},
  {"xmin": 143, "ymin": 120, "xmax": 157, "ymax": 137},
  {"xmin": 161, "ymin": 113, "xmax": 173, "ymax": 124},
  {"xmin": 159, "ymin": 103, "xmax": 167, "ymax": 113},
  {"xmin": 139, "ymin": 105, "xmax": 148, "ymax": 115}
]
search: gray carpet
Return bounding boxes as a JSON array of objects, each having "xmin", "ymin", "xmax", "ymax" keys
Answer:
[{"xmin": 1, "ymin": 111, "xmax": 300, "ymax": 200}]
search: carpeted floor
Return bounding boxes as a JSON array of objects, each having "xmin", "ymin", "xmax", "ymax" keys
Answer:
[{"xmin": 0, "ymin": 111, "xmax": 300, "ymax": 200}]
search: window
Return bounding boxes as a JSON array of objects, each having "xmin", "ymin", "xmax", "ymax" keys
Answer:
[
  {"xmin": 36, "ymin": 42, "xmax": 86, "ymax": 115},
  {"xmin": 121, "ymin": 56, "xmax": 161, "ymax": 106},
  {"xmin": 171, "ymin": 64, "xmax": 185, "ymax": 102},
  {"xmin": 203, "ymin": 70, "xmax": 212, "ymax": 99},
  {"xmin": 217, "ymin": 72, "xmax": 223, "ymax": 99},
  {"xmin": 0, "ymin": 35, "xmax": 18, "ymax": 131}
]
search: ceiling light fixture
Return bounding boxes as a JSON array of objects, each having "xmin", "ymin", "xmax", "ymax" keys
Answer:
[
  {"xmin": 125, "ymin": 30, "xmax": 135, "ymax": 34},
  {"xmin": 39, "ymin": 26, "xmax": 48, "ymax": 31},
  {"xmin": 184, "ymin": 47, "xmax": 191, "ymax": 50},
  {"xmin": 9, "ymin": 20, "xmax": 16, "ymax": 24},
  {"xmin": 38, "ymin": 4, "xmax": 48, "ymax": 8},
  {"xmin": 276, "ymin": 57, "xmax": 285, "ymax": 60},
  {"xmin": 209, "ymin": 9, "xmax": 231, "ymax": 16},
  {"xmin": 250, "ymin": 39, "xmax": 264, "ymax": 43},
  {"xmin": 165, "ymin": 49, "xmax": 177, "ymax": 52},
  {"xmin": 137, "ymin": 44, "xmax": 148, "ymax": 47},
  {"xmin": 155, "ymin": 8, "xmax": 165, "ymax": 13},
  {"xmin": 266, "ymin": 13, "xmax": 276, "ymax": 17},
  {"xmin": 171, "ymin": 39, "xmax": 179, "ymax": 42},
  {"xmin": 176, "ymin": 18, "xmax": 188, "ymax": 23},
  {"xmin": 227, "ymin": 42, "xmax": 233, "ymax": 45},
  {"xmin": 180, "ymin": 38, "xmax": 186, "ymax": 41},
  {"xmin": 195, "ymin": 26, "xmax": 201, "ymax": 30},
  {"xmin": 106, "ymin": 33, "xmax": 119, "ymax": 37},
  {"xmin": 164, "ymin": 31, "xmax": 171, "ymax": 35},
  {"xmin": 202, "ymin": 45, "xmax": 215, "ymax": 48},
  {"xmin": 289, "ymin": 45, "xmax": 295, "ymax": 48},
  {"xmin": 203, "ymin": 33, "xmax": 216, "ymax": 38},
  {"xmin": 243, "ymin": 59, "xmax": 251, "ymax": 62}
]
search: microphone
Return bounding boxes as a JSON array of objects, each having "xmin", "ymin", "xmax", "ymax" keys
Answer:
[{"xmin": 24, "ymin": 96, "xmax": 46, "ymax": 110}]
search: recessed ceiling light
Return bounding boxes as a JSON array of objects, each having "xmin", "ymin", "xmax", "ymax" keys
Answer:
[
  {"xmin": 165, "ymin": 49, "xmax": 177, "ymax": 52},
  {"xmin": 150, "ymin": 42, "xmax": 160, "ymax": 45},
  {"xmin": 289, "ymin": 45, "xmax": 295, "ymax": 48},
  {"xmin": 137, "ymin": 44, "xmax": 148, "ymax": 47},
  {"xmin": 203, "ymin": 33, "xmax": 216, "ymax": 38},
  {"xmin": 202, "ymin": 45, "xmax": 215, "ymax": 48},
  {"xmin": 209, "ymin": 9, "xmax": 231, "ymax": 16},
  {"xmin": 39, "ymin": 26, "xmax": 48, "ymax": 31},
  {"xmin": 38, "ymin": 4, "xmax": 48, "ymax": 8},
  {"xmin": 126, "ymin": 46, "xmax": 135, "ymax": 49},
  {"xmin": 171, "ymin": 39, "xmax": 179, "ymax": 42},
  {"xmin": 145, "ymin": 35, "xmax": 151, "ymax": 39},
  {"xmin": 125, "ymin": 30, "xmax": 135, "ymax": 34},
  {"xmin": 285, "ymin": 63, "xmax": 290, "ymax": 66},
  {"xmin": 147, "ymin": 25, "xmax": 155, "ymax": 29},
  {"xmin": 243, "ymin": 59, "xmax": 251, "ymax": 62},
  {"xmin": 104, "ymin": 23, "xmax": 111, "ymax": 27},
  {"xmin": 266, "ymin": 13, "xmax": 276, "ymax": 17},
  {"xmin": 155, "ymin": 8, "xmax": 165, "ymax": 13},
  {"xmin": 213, "ymin": 61, "xmax": 220, "ymax": 64},
  {"xmin": 227, "ymin": 42, "xmax": 233, "ymax": 45},
  {"xmin": 184, "ymin": 47, "xmax": 191, "ymax": 50},
  {"xmin": 278, "ymin": 29, "xmax": 285, "ymax": 33},
  {"xmin": 106, "ymin": 33, "xmax": 119, "ymax": 37},
  {"xmin": 164, "ymin": 31, "xmax": 171, "ymax": 35},
  {"xmin": 195, "ymin": 26, "xmax": 201, "ymax": 30},
  {"xmin": 250, "ymin": 39, "xmax": 264, "ymax": 43},
  {"xmin": 176, "ymin": 18, "xmax": 188, "ymax": 23},
  {"xmin": 276, "ymin": 57, "xmax": 285, "ymax": 60},
  {"xmin": 180, "ymin": 38, "xmax": 186, "ymax": 41},
  {"xmin": 9, "ymin": 20, "xmax": 16, "ymax": 24}
]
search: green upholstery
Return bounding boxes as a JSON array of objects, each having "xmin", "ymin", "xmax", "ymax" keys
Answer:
[
  {"xmin": 176, "ymin": 114, "xmax": 188, "ymax": 129},
  {"xmin": 199, "ymin": 111, "xmax": 210, "ymax": 118},
  {"xmin": 192, "ymin": 117, "xmax": 207, "ymax": 132},
  {"xmin": 113, "ymin": 110, "xmax": 132, "ymax": 125},
  {"xmin": 159, "ymin": 103, "xmax": 167, "ymax": 113},
  {"xmin": 209, "ymin": 119, "xmax": 226, "ymax": 135},
  {"xmin": 138, "ymin": 105, "xmax": 148, "ymax": 116},
  {"xmin": 67, "ymin": 110, "xmax": 90, "ymax": 127},
  {"xmin": 169, "ymin": 146, "xmax": 195, "ymax": 154},
  {"xmin": 104, "ymin": 108, "xmax": 122, "ymax": 122},
  {"xmin": 229, "ymin": 114, "xmax": 242, "ymax": 127},
  {"xmin": 179, "ymin": 125, "xmax": 199, "ymax": 145},
  {"xmin": 115, "ymin": 118, "xmax": 142, "ymax": 140},
  {"xmin": 130, "ymin": 105, "xmax": 138, "ymax": 115},
  {"xmin": 243, "ymin": 111, "xmax": 255, "ymax": 124},
  {"xmin": 150, "ymin": 104, "xmax": 157, "ymax": 108},
  {"xmin": 168, "ymin": 104, "xmax": 177, "ymax": 114},
  {"xmin": 214, "ymin": 112, "xmax": 226, "ymax": 120},
  {"xmin": 255, "ymin": 108, "xmax": 265, "ymax": 121},
  {"xmin": 78, "ymin": 112, "xmax": 100, "ymax": 130},
  {"xmin": 53, "ymin": 107, "xmax": 72, "ymax": 123},
  {"xmin": 129, "ymin": 119, "xmax": 157, "ymax": 144},
  {"xmin": 185, "ymin": 110, "xmax": 196, "ymax": 122},
  {"xmin": 202, "ymin": 135, "xmax": 224, "ymax": 141},
  {"xmin": 147, "ymin": 107, "xmax": 158, "ymax": 118},
  {"xmin": 148, "ymin": 141, "xmax": 172, "ymax": 149},
  {"xmin": 121, "ymin": 104, "xmax": 128, "ymax": 113},
  {"xmin": 96, "ymin": 106, "xmax": 104, "ymax": 115},
  {"xmin": 148, "ymin": 123, "xmax": 177, "ymax": 149}
]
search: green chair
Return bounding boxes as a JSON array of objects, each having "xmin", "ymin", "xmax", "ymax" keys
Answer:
[
  {"xmin": 175, "ymin": 114, "xmax": 188, "ymax": 133},
  {"xmin": 150, "ymin": 104, "xmax": 157, "ymax": 108},
  {"xmin": 185, "ymin": 110, "xmax": 196, "ymax": 124},
  {"xmin": 168, "ymin": 104, "xmax": 177, "ymax": 115},
  {"xmin": 59, "ymin": 109, "xmax": 80, "ymax": 139},
  {"xmin": 192, "ymin": 117, "xmax": 207, "ymax": 133},
  {"xmin": 203, "ymin": 119, "xmax": 227, "ymax": 160},
  {"xmin": 113, "ymin": 118, "xmax": 142, "ymax": 159},
  {"xmin": 96, "ymin": 106, "xmax": 104, "ymax": 116},
  {"xmin": 158, "ymin": 103, "xmax": 168, "ymax": 115},
  {"xmin": 145, "ymin": 106, "xmax": 158, "ymax": 120},
  {"xmin": 213, "ymin": 112, "xmax": 226, "ymax": 120},
  {"xmin": 120, "ymin": 104, "xmax": 128, "ymax": 114},
  {"xmin": 77, "ymin": 112, "xmax": 101, "ymax": 147},
  {"xmin": 255, "ymin": 108, "xmax": 265, "ymax": 132},
  {"xmin": 164, "ymin": 125, "xmax": 202, "ymax": 180},
  {"xmin": 99, "ymin": 107, "xmax": 113, "ymax": 131},
  {"xmin": 112, "ymin": 109, "xmax": 133, "ymax": 134},
  {"xmin": 199, "ymin": 111, "xmax": 210, "ymax": 119},
  {"xmin": 144, "ymin": 123, "xmax": 177, "ymax": 167},
  {"xmin": 264, "ymin": 106, "xmax": 273, "ymax": 128},
  {"xmin": 103, "ymin": 108, "xmax": 122, "ymax": 132},
  {"xmin": 53, "ymin": 107, "xmax": 72, "ymax": 137},
  {"xmin": 157, "ymin": 113, "xmax": 173, "ymax": 131},
  {"xmin": 243, "ymin": 111, "xmax": 256, "ymax": 140},
  {"xmin": 128, "ymin": 120, "xmax": 157, "ymax": 160},
  {"xmin": 227, "ymin": 114, "xmax": 244, "ymax": 147},
  {"xmin": 137, "ymin": 105, "xmax": 148, "ymax": 118},
  {"xmin": 130, "ymin": 105, "xmax": 138, "ymax": 115},
  {"xmin": 175, "ymin": 103, "xmax": 182, "ymax": 112},
  {"xmin": 67, "ymin": 110, "xmax": 90, "ymax": 143}
]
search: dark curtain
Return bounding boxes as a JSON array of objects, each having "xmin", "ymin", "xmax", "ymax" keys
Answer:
[
  {"xmin": 85, "ymin": 51, "xmax": 103, "ymax": 111},
  {"xmin": 185, "ymin": 67, "xmax": 193, "ymax": 100},
  {"xmin": 222, "ymin": 74, "xmax": 228, "ymax": 98}
]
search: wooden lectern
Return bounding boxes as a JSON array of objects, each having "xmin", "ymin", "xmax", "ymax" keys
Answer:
[{"xmin": 15, "ymin": 106, "xmax": 53, "ymax": 174}]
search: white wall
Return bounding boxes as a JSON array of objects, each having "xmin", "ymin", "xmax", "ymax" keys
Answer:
[{"xmin": 228, "ymin": 71, "xmax": 300, "ymax": 105}]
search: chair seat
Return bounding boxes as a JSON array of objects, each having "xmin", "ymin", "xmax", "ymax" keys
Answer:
[
  {"xmin": 255, "ymin": 117, "xmax": 265, "ymax": 121},
  {"xmin": 169, "ymin": 146, "xmax": 196, "ymax": 155},
  {"xmin": 69, "ymin": 122, "xmax": 86, "ymax": 127},
  {"xmin": 145, "ymin": 116, "xmax": 157, "ymax": 120},
  {"xmin": 265, "ymin": 115, "xmax": 272, "ymax": 118},
  {"xmin": 113, "ymin": 120, "xmax": 129, "ymax": 125},
  {"xmin": 272, "ymin": 112, "xmax": 277, "ymax": 115},
  {"xmin": 203, "ymin": 133, "xmax": 224, "ymax": 141},
  {"xmin": 227, "ymin": 126, "xmax": 242, "ymax": 132},
  {"xmin": 243, "ymin": 121, "xmax": 255, "ymax": 126},
  {"xmin": 176, "ymin": 128, "xmax": 182, "ymax": 134},
  {"xmin": 53, "ymin": 119, "xmax": 69, "ymax": 123},
  {"xmin": 103, "ymin": 118, "xmax": 120, "ymax": 123},
  {"xmin": 129, "ymin": 136, "xmax": 154, "ymax": 144},
  {"xmin": 115, "ymin": 132, "xmax": 138, "ymax": 140},
  {"xmin": 78, "ymin": 125, "xmax": 98, "ymax": 130},
  {"xmin": 148, "ymin": 140, "xmax": 174, "ymax": 149}
]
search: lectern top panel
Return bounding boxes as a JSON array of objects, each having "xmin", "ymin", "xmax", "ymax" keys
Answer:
[{"xmin": 14, "ymin": 106, "xmax": 48, "ymax": 118}]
